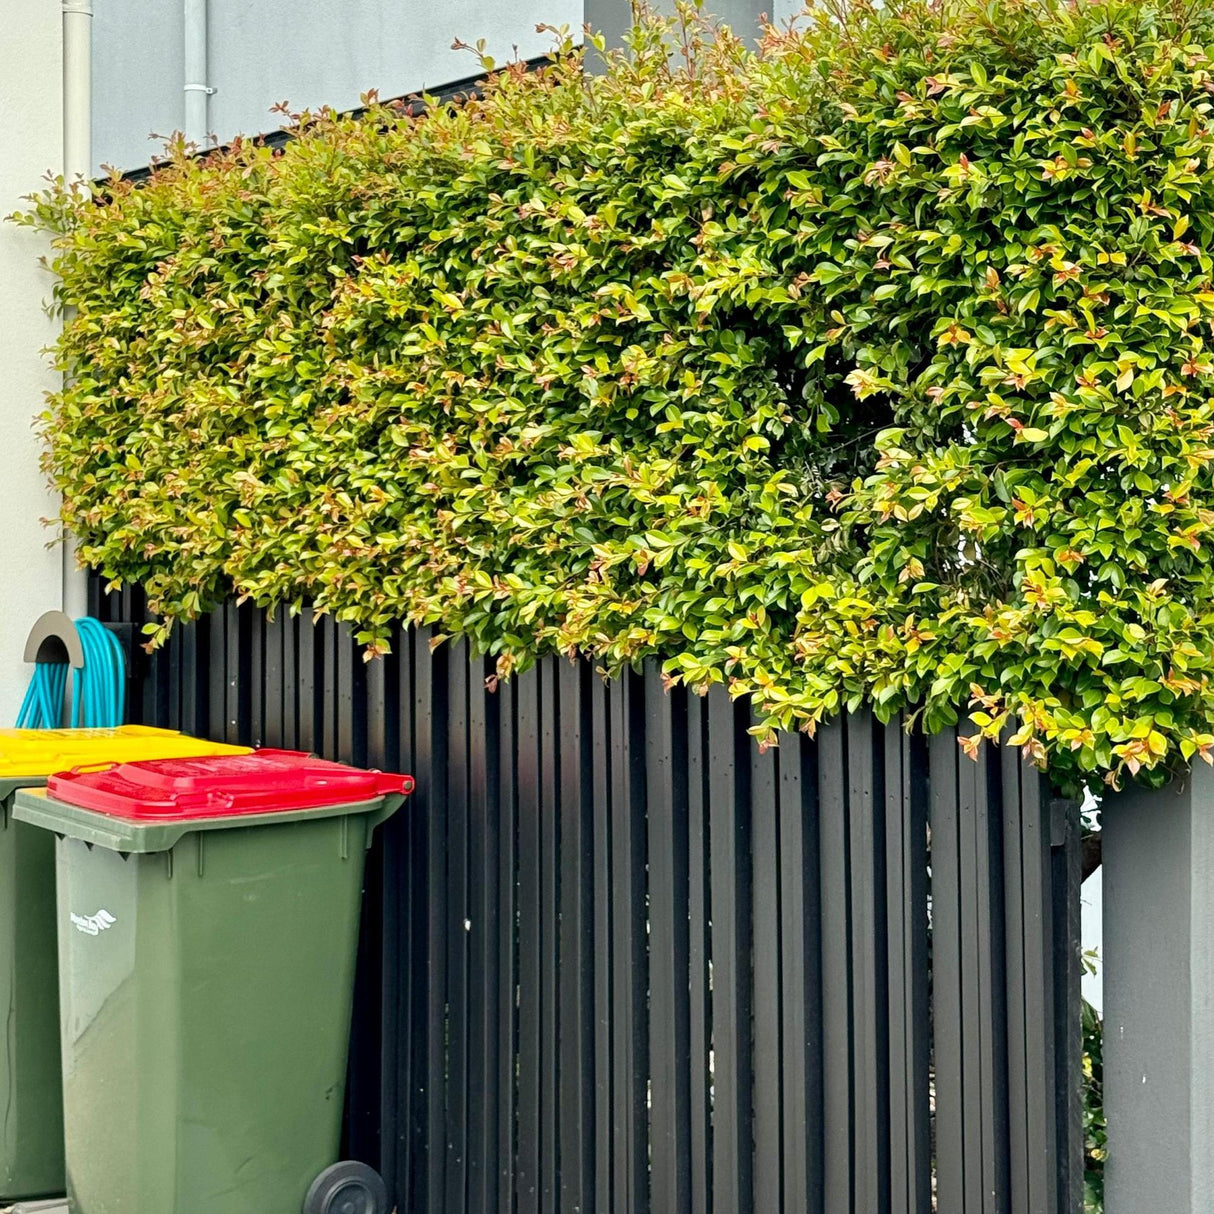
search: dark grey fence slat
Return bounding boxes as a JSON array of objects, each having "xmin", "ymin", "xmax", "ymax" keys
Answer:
[
  {"xmin": 177, "ymin": 617, "xmax": 189, "ymax": 729},
  {"xmin": 539, "ymin": 661, "xmax": 559, "ymax": 1214},
  {"xmin": 779, "ymin": 735, "xmax": 823, "ymax": 1214},
  {"xmin": 849, "ymin": 712, "xmax": 890, "ymax": 1214},
  {"xmin": 463, "ymin": 665, "xmax": 497, "ymax": 1214},
  {"xmin": 974, "ymin": 749, "xmax": 1009, "ymax": 1214},
  {"xmin": 417, "ymin": 632, "xmax": 449, "ymax": 1214},
  {"xmin": 886, "ymin": 729, "xmax": 930, "ymax": 1214},
  {"xmin": 168, "ymin": 611, "xmax": 183, "ymax": 731},
  {"xmin": 377, "ymin": 785, "xmax": 405, "ymax": 1199},
  {"xmin": 202, "ymin": 607, "xmax": 222, "ymax": 738},
  {"xmin": 1003, "ymin": 743, "xmax": 1041, "ymax": 1214},
  {"xmin": 751, "ymin": 738, "xmax": 782, "ymax": 1214},
  {"xmin": 188, "ymin": 617, "xmax": 205, "ymax": 736},
  {"xmin": 282, "ymin": 611, "xmax": 298, "ymax": 750},
  {"xmin": 145, "ymin": 590, "xmax": 171, "ymax": 729},
  {"xmin": 396, "ymin": 628, "xmax": 417, "ymax": 1209},
  {"xmin": 206, "ymin": 607, "xmax": 225, "ymax": 741},
  {"xmin": 708, "ymin": 685, "xmax": 751, "ymax": 1214},
  {"xmin": 365, "ymin": 646, "xmax": 387, "ymax": 771},
  {"xmin": 321, "ymin": 615, "xmax": 337, "ymax": 758},
  {"xmin": 818, "ymin": 717, "xmax": 853, "ymax": 1212},
  {"xmin": 515, "ymin": 665, "xmax": 541, "ymax": 1214},
  {"xmin": 496, "ymin": 677, "xmax": 518, "ymax": 1214},
  {"xmin": 646, "ymin": 669, "xmax": 690, "ymax": 1214},
  {"xmin": 953, "ymin": 736, "xmax": 1011, "ymax": 1214},
  {"xmin": 610, "ymin": 674, "xmax": 648, "ymax": 1214},
  {"xmin": 464, "ymin": 654, "xmax": 495, "ymax": 1214},
  {"xmin": 93, "ymin": 582, "xmax": 1086, "ymax": 1214},
  {"xmin": 347, "ymin": 776, "xmax": 386, "ymax": 1174},
  {"xmin": 685, "ymin": 693, "xmax": 711, "ymax": 1214},
  {"xmin": 297, "ymin": 605, "xmax": 315, "ymax": 753},
  {"xmin": 235, "ymin": 602, "xmax": 251, "ymax": 742},
  {"xmin": 249, "ymin": 608, "xmax": 263, "ymax": 747},
  {"xmin": 263, "ymin": 614, "xmax": 284, "ymax": 749},
  {"xmin": 558, "ymin": 660, "xmax": 594, "ymax": 1214},
  {"xmin": 957, "ymin": 746, "xmax": 985, "ymax": 1214},
  {"xmin": 931, "ymin": 729, "xmax": 966, "ymax": 1211},
  {"xmin": 590, "ymin": 678, "xmax": 613, "ymax": 1214},
  {"xmin": 445, "ymin": 643, "xmax": 470, "ymax": 1214},
  {"xmin": 337, "ymin": 622, "xmax": 357, "ymax": 765}
]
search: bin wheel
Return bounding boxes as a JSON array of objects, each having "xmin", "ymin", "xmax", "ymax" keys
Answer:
[{"xmin": 303, "ymin": 1160, "xmax": 389, "ymax": 1214}]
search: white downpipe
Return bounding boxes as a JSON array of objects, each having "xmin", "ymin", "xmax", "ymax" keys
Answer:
[
  {"xmin": 61, "ymin": 0, "xmax": 91, "ymax": 622},
  {"xmin": 183, "ymin": 0, "xmax": 213, "ymax": 148}
]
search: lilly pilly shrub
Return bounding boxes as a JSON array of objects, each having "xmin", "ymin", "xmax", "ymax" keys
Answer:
[{"xmin": 26, "ymin": 0, "xmax": 1214, "ymax": 790}]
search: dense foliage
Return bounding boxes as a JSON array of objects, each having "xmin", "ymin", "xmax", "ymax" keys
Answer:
[{"xmin": 26, "ymin": 0, "xmax": 1214, "ymax": 790}]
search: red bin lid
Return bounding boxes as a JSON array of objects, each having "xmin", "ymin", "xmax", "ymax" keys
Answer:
[{"xmin": 45, "ymin": 749, "xmax": 415, "ymax": 821}]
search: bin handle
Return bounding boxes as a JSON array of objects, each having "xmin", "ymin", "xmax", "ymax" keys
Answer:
[
  {"xmin": 365, "ymin": 793, "xmax": 407, "ymax": 842},
  {"xmin": 293, "ymin": 770, "xmax": 414, "ymax": 794},
  {"xmin": 68, "ymin": 761, "xmax": 118, "ymax": 776},
  {"xmin": 373, "ymin": 773, "xmax": 414, "ymax": 797}
]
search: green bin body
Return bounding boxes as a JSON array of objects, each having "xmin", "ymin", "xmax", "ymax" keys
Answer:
[
  {"xmin": 0, "ymin": 778, "xmax": 65, "ymax": 1200},
  {"xmin": 13, "ymin": 787, "xmax": 401, "ymax": 1214}
]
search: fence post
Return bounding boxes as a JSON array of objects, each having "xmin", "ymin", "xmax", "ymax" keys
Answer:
[{"xmin": 1103, "ymin": 768, "xmax": 1214, "ymax": 1213}]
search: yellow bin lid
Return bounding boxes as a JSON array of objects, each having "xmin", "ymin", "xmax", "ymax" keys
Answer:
[{"xmin": 0, "ymin": 725, "xmax": 249, "ymax": 779}]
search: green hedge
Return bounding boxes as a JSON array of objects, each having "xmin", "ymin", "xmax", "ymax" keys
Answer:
[{"xmin": 25, "ymin": 0, "xmax": 1214, "ymax": 791}]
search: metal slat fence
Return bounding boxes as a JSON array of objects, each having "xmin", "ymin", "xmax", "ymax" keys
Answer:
[{"xmin": 92, "ymin": 584, "xmax": 1083, "ymax": 1214}]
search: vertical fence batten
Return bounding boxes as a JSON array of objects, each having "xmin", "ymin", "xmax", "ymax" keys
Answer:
[
  {"xmin": 849, "ymin": 711, "xmax": 890, "ymax": 1214},
  {"xmin": 539, "ymin": 663, "xmax": 560, "ymax": 1214},
  {"xmin": 515, "ymin": 665, "xmax": 542, "ymax": 1214},
  {"xmin": 707, "ymin": 685, "xmax": 751, "ymax": 1214},
  {"xmin": 496, "ymin": 676, "xmax": 518, "ymax": 1214},
  {"xmin": 781, "ymin": 733, "xmax": 824, "ymax": 1214},
  {"xmin": 646, "ymin": 668, "xmax": 690, "ymax": 1214},
  {"xmin": 558, "ymin": 660, "xmax": 594, "ymax": 1214},
  {"xmin": 95, "ymin": 584, "xmax": 1084, "ymax": 1214},
  {"xmin": 684, "ymin": 691, "xmax": 712, "ymax": 1214},
  {"xmin": 930, "ymin": 728, "xmax": 966, "ymax": 1213},
  {"xmin": 749, "ymin": 733, "xmax": 782, "ymax": 1214},
  {"xmin": 818, "ymin": 716, "xmax": 853, "ymax": 1214},
  {"xmin": 445, "ymin": 642, "xmax": 471, "ymax": 1214},
  {"xmin": 886, "ymin": 728, "xmax": 930, "ymax": 1214}
]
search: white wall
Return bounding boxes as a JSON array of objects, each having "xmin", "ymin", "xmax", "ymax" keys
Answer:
[
  {"xmin": 93, "ymin": 0, "xmax": 583, "ymax": 174},
  {"xmin": 0, "ymin": 2, "xmax": 66, "ymax": 719}
]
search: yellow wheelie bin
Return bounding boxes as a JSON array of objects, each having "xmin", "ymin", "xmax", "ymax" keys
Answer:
[{"xmin": 0, "ymin": 726, "xmax": 249, "ymax": 1201}]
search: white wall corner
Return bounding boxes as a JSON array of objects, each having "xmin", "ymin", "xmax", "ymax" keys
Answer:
[{"xmin": 0, "ymin": 2, "xmax": 67, "ymax": 720}]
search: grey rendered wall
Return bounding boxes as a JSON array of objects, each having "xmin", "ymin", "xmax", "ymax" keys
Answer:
[
  {"xmin": 92, "ymin": 0, "xmax": 582, "ymax": 175},
  {"xmin": 585, "ymin": 0, "xmax": 798, "ymax": 50}
]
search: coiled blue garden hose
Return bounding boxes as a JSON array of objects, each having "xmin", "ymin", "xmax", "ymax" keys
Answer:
[
  {"xmin": 15, "ymin": 661, "xmax": 68, "ymax": 729},
  {"xmin": 15, "ymin": 617, "xmax": 126, "ymax": 729},
  {"xmin": 71, "ymin": 618, "xmax": 126, "ymax": 728}
]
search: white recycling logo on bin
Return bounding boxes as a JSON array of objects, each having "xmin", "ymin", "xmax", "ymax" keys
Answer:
[{"xmin": 70, "ymin": 909, "xmax": 116, "ymax": 937}]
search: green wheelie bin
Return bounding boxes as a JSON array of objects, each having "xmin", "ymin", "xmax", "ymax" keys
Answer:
[
  {"xmin": 12, "ymin": 748, "xmax": 412, "ymax": 1214},
  {"xmin": 0, "ymin": 726, "xmax": 249, "ymax": 1203}
]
